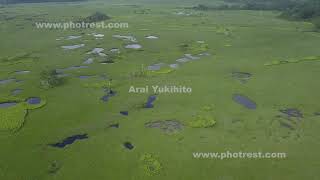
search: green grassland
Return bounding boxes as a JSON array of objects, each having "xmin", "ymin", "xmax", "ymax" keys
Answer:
[{"xmin": 1, "ymin": 1, "xmax": 320, "ymax": 179}]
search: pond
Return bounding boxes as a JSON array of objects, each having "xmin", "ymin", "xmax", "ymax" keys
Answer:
[
  {"xmin": 125, "ymin": 44, "xmax": 142, "ymax": 49},
  {"xmin": 145, "ymin": 95, "xmax": 157, "ymax": 108},
  {"xmin": 145, "ymin": 35, "xmax": 158, "ymax": 39},
  {"xmin": 120, "ymin": 111, "xmax": 129, "ymax": 116},
  {"xmin": 110, "ymin": 48, "xmax": 120, "ymax": 53},
  {"xmin": 56, "ymin": 66, "xmax": 88, "ymax": 72},
  {"xmin": 232, "ymin": 94, "xmax": 256, "ymax": 110},
  {"xmin": 113, "ymin": 35, "xmax": 137, "ymax": 42},
  {"xmin": 61, "ymin": 44, "xmax": 85, "ymax": 50},
  {"xmin": 123, "ymin": 142, "xmax": 134, "ymax": 150},
  {"xmin": 49, "ymin": 134, "xmax": 88, "ymax": 148},
  {"xmin": 15, "ymin": 70, "xmax": 31, "ymax": 75},
  {"xmin": 66, "ymin": 35, "xmax": 81, "ymax": 40},
  {"xmin": 78, "ymin": 76, "xmax": 91, "ymax": 79},
  {"xmin": 147, "ymin": 63, "xmax": 165, "ymax": 71},
  {"xmin": 169, "ymin": 64, "xmax": 179, "ymax": 69},
  {"xmin": 0, "ymin": 79, "xmax": 16, "ymax": 85},
  {"xmin": 109, "ymin": 123, "xmax": 119, "ymax": 128},
  {"xmin": 83, "ymin": 58, "xmax": 94, "ymax": 64},
  {"xmin": 26, "ymin": 97, "xmax": 41, "ymax": 105},
  {"xmin": 93, "ymin": 34, "xmax": 104, "ymax": 38},
  {"xmin": 0, "ymin": 102, "xmax": 17, "ymax": 108},
  {"xmin": 87, "ymin": 48, "xmax": 104, "ymax": 54},
  {"xmin": 11, "ymin": 89, "xmax": 23, "ymax": 96}
]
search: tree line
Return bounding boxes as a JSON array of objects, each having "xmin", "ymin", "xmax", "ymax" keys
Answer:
[{"xmin": 191, "ymin": 0, "xmax": 320, "ymax": 30}]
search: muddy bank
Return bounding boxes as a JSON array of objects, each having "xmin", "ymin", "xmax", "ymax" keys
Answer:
[
  {"xmin": 145, "ymin": 120, "xmax": 184, "ymax": 134},
  {"xmin": 232, "ymin": 72, "xmax": 252, "ymax": 84},
  {"xmin": 280, "ymin": 108, "xmax": 303, "ymax": 119}
]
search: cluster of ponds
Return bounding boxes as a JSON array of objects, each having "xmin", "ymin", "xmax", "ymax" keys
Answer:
[
  {"xmin": 1, "ymin": 34, "xmax": 211, "ymax": 151},
  {"xmin": 0, "ymin": 97, "xmax": 42, "ymax": 108}
]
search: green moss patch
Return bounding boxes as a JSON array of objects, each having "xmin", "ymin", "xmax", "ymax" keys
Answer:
[
  {"xmin": 188, "ymin": 105, "xmax": 216, "ymax": 128},
  {"xmin": 140, "ymin": 153, "xmax": 162, "ymax": 176},
  {"xmin": 0, "ymin": 97, "xmax": 46, "ymax": 131},
  {"xmin": 148, "ymin": 67, "xmax": 175, "ymax": 75},
  {"xmin": 214, "ymin": 26, "xmax": 233, "ymax": 35},
  {"xmin": 0, "ymin": 103, "xmax": 27, "ymax": 131},
  {"xmin": 131, "ymin": 64, "xmax": 175, "ymax": 78},
  {"xmin": 189, "ymin": 114, "xmax": 216, "ymax": 128},
  {"xmin": 264, "ymin": 56, "xmax": 320, "ymax": 66},
  {"xmin": 83, "ymin": 81, "xmax": 108, "ymax": 89}
]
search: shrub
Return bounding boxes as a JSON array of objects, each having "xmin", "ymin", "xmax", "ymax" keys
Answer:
[
  {"xmin": 179, "ymin": 41, "xmax": 209, "ymax": 54},
  {"xmin": 40, "ymin": 69, "xmax": 64, "ymax": 88},
  {"xmin": 108, "ymin": 53, "xmax": 123, "ymax": 62},
  {"xmin": 312, "ymin": 17, "xmax": 320, "ymax": 30},
  {"xmin": 83, "ymin": 12, "xmax": 110, "ymax": 23},
  {"xmin": 131, "ymin": 64, "xmax": 149, "ymax": 78},
  {"xmin": 189, "ymin": 114, "xmax": 216, "ymax": 128},
  {"xmin": 48, "ymin": 161, "xmax": 61, "ymax": 174}
]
